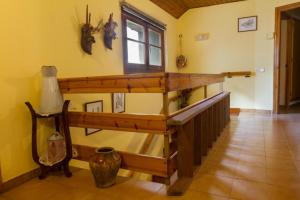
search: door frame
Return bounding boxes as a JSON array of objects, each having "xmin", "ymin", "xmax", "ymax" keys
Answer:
[{"xmin": 274, "ymin": 2, "xmax": 300, "ymax": 113}]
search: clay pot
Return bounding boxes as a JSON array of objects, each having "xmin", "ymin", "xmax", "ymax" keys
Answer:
[{"xmin": 89, "ymin": 147, "xmax": 121, "ymax": 188}]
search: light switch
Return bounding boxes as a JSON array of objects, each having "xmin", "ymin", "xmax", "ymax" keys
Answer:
[
  {"xmin": 256, "ymin": 68, "xmax": 265, "ymax": 73},
  {"xmin": 266, "ymin": 32, "xmax": 274, "ymax": 40},
  {"xmin": 196, "ymin": 33, "xmax": 210, "ymax": 41}
]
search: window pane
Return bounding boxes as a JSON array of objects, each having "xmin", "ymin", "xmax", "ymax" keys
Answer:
[
  {"xmin": 149, "ymin": 46, "xmax": 162, "ymax": 66},
  {"xmin": 149, "ymin": 29, "xmax": 161, "ymax": 47},
  {"xmin": 126, "ymin": 20, "xmax": 145, "ymax": 42},
  {"xmin": 127, "ymin": 40, "xmax": 145, "ymax": 64}
]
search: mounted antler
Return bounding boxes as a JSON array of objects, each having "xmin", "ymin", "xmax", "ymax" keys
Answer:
[
  {"xmin": 103, "ymin": 13, "xmax": 118, "ymax": 50},
  {"xmin": 80, "ymin": 5, "xmax": 103, "ymax": 55}
]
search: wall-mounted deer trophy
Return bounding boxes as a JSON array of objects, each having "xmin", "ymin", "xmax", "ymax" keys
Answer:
[
  {"xmin": 81, "ymin": 5, "xmax": 102, "ymax": 55},
  {"xmin": 103, "ymin": 13, "xmax": 118, "ymax": 50}
]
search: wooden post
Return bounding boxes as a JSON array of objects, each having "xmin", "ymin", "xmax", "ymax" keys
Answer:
[
  {"xmin": 177, "ymin": 119, "xmax": 194, "ymax": 178},
  {"xmin": 194, "ymin": 114, "xmax": 202, "ymax": 165},
  {"xmin": 201, "ymin": 110, "xmax": 208, "ymax": 156},
  {"xmin": 204, "ymin": 86, "xmax": 208, "ymax": 98},
  {"xmin": 163, "ymin": 93, "xmax": 169, "ymax": 116}
]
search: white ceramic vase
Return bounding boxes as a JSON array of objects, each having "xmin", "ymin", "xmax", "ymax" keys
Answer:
[{"xmin": 39, "ymin": 66, "xmax": 63, "ymax": 114}]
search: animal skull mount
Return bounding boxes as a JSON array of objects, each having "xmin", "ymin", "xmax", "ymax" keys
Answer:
[
  {"xmin": 104, "ymin": 13, "xmax": 118, "ymax": 50},
  {"xmin": 81, "ymin": 5, "xmax": 102, "ymax": 55}
]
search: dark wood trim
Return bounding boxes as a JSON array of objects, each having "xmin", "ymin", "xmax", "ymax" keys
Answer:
[
  {"xmin": 274, "ymin": 2, "xmax": 300, "ymax": 114},
  {"xmin": 0, "ymin": 168, "xmax": 40, "ymax": 193},
  {"xmin": 230, "ymin": 108, "xmax": 241, "ymax": 115},
  {"xmin": 111, "ymin": 93, "xmax": 126, "ymax": 113},
  {"xmin": 222, "ymin": 71, "xmax": 253, "ymax": 78},
  {"xmin": 121, "ymin": 2, "xmax": 166, "ymax": 30},
  {"xmin": 84, "ymin": 100, "xmax": 103, "ymax": 135},
  {"xmin": 122, "ymin": 10, "xmax": 165, "ymax": 74}
]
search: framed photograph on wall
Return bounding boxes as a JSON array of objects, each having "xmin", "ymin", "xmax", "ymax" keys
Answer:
[
  {"xmin": 84, "ymin": 100, "xmax": 103, "ymax": 135},
  {"xmin": 238, "ymin": 16, "xmax": 257, "ymax": 32},
  {"xmin": 112, "ymin": 93, "xmax": 125, "ymax": 113}
]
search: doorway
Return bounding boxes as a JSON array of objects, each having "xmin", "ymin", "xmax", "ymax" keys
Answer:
[{"xmin": 274, "ymin": 2, "xmax": 300, "ymax": 114}]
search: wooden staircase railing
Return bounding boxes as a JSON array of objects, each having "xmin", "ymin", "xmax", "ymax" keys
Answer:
[{"xmin": 166, "ymin": 92, "xmax": 230, "ymax": 195}]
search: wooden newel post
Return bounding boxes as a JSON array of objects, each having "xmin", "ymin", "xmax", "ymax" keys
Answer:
[{"xmin": 25, "ymin": 100, "xmax": 72, "ymax": 179}]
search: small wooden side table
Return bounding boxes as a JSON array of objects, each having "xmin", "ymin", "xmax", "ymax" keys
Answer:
[{"xmin": 25, "ymin": 100, "xmax": 72, "ymax": 179}]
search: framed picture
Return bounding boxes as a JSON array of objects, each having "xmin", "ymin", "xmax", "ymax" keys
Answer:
[
  {"xmin": 112, "ymin": 93, "xmax": 125, "ymax": 113},
  {"xmin": 84, "ymin": 100, "xmax": 103, "ymax": 135},
  {"xmin": 238, "ymin": 16, "xmax": 257, "ymax": 32}
]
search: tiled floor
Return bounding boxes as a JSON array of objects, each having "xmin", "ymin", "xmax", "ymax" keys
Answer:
[{"xmin": 1, "ymin": 112, "xmax": 300, "ymax": 200}]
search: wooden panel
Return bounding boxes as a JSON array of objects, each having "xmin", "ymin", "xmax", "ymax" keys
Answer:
[
  {"xmin": 182, "ymin": 0, "xmax": 245, "ymax": 8},
  {"xmin": 150, "ymin": 0, "xmax": 245, "ymax": 19},
  {"xmin": 68, "ymin": 112, "xmax": 167, "ymax": 134},
  {"xmin": 72, "ymin": 144, "xmax": 168, "ymax": 177},
  {"xmin": 59, "ymin": 73, "xmax": 166, "ymax": 94},
  {"xmin": 167, "ymin": 73, "xmax": 224, "ymax": 92},
  {"xmin": 150, "ymin": 0, "xmax": 188, "ymax": 19}
]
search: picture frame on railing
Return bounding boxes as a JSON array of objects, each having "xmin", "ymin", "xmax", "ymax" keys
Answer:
[
  {"xmin": 112, "ymin": 93, "xmax": 125, "ymax": 113},
  {"xmin": 84, "ymin": 100, "xmax": 103, "ymax": 135},
  {"xmin": 238, "ymin": 16, "xmax": 257, "ymax": 32}
]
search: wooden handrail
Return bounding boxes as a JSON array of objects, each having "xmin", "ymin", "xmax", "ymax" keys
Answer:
[
  {"xmin": 58, "ymin": 72, "xmax": 224, "ymax": 94},
  {"xmin": 222, "ymin": 71, "xmax": 254, "ymax": 78},
  {"xmin": 168, "ymin": 92, "xmax": 230, "ymax": 125},
  {"xmin": 167, "ymin": 92, "xmax": 230, "ymax": 195}
]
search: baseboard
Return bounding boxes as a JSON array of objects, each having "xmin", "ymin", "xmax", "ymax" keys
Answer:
[
  {"xmin": 230, "ymin": 108, "xmax": 241, "ymax": 115},
  {"xmin": 230, "ymin": 108, "xmax": 272, "ymax": 115},
  {"xmin": 0, "ymin": 168, "xmax": 40, "ymax": 193}
]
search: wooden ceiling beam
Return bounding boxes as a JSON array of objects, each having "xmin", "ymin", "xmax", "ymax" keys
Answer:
[{"xmin": 150, "ymin": 0, "xmax": 245, "ymax": 19}]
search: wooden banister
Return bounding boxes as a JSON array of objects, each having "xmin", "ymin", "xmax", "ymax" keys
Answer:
[
  {"xmin": 222, "ymin": 71, "xmax": 254, "ymax": 78},
  {"xmin": 58, "ymin": 72, "xmax": 224, "ymax": 94},
  {"xmin": 58, "ymin": 72, "xmax": 231, "ymax": 196},
  {"xmin": 167, "ymin": 92, "xmax": 230, "ymax": 195}
]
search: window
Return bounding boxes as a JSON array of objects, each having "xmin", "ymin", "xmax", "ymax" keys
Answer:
[{"xmin": 121, "ymin": 4, "xmax": 165, "ymax": 74}]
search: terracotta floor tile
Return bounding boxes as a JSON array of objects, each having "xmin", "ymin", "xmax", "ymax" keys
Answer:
[
  {"xmin": 151, "ymin": 187, "xmax": 230, "ymax": 200},
  {"xmin": 230, "ymin": 179, "xmax": 272, "ymax": 200},
  {"xmin": 266, "ymin": 149, "xmax": 293, "ymax": 159},
  {"xmin": 190, "ymin": 174, "xmax": 234, "ymax": 198},
  {"xmin": 238, "ymin": 154, "xmax": 266, "ymax": 168},
  {"xmin": 4, "ymin": 113, "xmax": 300, "ymax": 199},
  {"xmin": 199, "ymin": 160, "xmax": 238, "ymax": 179},
  {"xmin": 266, "ymin": 157, "xmax": 297, "ymax": 170},
  {"xmin": 267, "ymin": 184, "xmax": 300, "ymax": 200},
  {"xmin": 266, "ymin": 168, "xmax": 300, "ymax": 187},
  {"xmin": 235, "ymin": 164, "xmax": 268, "ymax": 183}
]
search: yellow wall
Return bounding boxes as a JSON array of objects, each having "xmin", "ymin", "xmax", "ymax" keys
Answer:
[
  {"xmin": 178, "ymin": 0, "xmax": 300, "ymax": 110},
  {"xmin": 0, "ymin": 0, "xmax": 178, "ymax": 182},
  {"xmin": 2, "ymin": 0, "xmax": 300, "ymax": 183}
]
